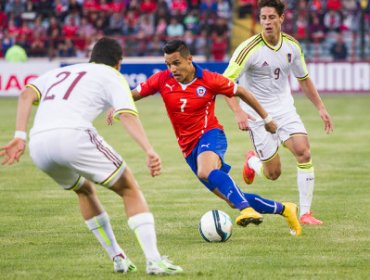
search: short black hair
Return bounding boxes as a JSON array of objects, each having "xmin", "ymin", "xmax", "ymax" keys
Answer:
[
  {"xmin": 89, "ymin": 37, "xmax": 123, "ymax": 66},
  {"xmin": 163, "ymin": 40, "xmax": 190, "ymax": 58},
  {"xmin": 258, "ymin": 0, "xmax": 285, "ymax": 16}
]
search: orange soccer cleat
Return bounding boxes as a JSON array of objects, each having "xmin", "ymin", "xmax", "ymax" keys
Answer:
[
  {"xmin": 300, "ymin": 211, "xmax": 323, "ymax": 225},
  {"xmin": 242, "ymin": 150, "xmax": 257, "ymax": 185}
]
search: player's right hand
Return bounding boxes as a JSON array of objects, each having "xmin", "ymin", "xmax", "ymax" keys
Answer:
[
  {"xmin": 0, "ymin": 138, "xmax": 26, "ymax": 165},
  {"xmin": 146, "ymin": 150, "xmax": 161, "ymax": 177},
  {"xmin": 264, "ymin": 120, "xmax": 277, "ymax": 134}
]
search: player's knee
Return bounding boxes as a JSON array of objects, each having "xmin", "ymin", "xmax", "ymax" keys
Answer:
[
  {"xmin": 265, "ymin": 169, "xmax": 281, "ymax": 180},
  {"xmin": 197, "ymin": 169, "xmax": 210, "ymax": 181},
  {"xmin": 297, "ymin": 149, "xmax": 311, "ymax": 163},
  {"xmin": 75, "ymin": 181, "xmax": 96, "ymax": 196}
]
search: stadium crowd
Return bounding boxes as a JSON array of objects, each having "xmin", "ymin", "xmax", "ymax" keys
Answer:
[{"xmin": 0, "ymin": 0, "xmax": 369, "ymax": 61}]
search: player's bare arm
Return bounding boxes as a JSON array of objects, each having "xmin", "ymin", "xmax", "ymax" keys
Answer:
[
  {"xmin": 131, "ymin": 89, "xmax": 143, "ymax": 101},
  {"xmin": 235, "ymin": 86, "xmax": 277, "ymax": 133},
  {"xmin": 0, "ymin": 87, "xmax": 38, "ymax": 165},
  {"xmin": 298, "ymin": 78, "xmax": 334, "ymax": 134},
  {"xmin": 118, "ymin": 112, "xmax": 161, "ymax": 177},
  {"xmin": 223, "ymin": 95, "xmax": 252, "ymax": 131}
]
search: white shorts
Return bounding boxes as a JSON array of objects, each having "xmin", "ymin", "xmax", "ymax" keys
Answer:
[
  {"xmin": 248, "ymin": 112, "xmax": 307, "ymax": 161},
  {"xmin": 29, "ymin": 128, "xmax": 126, "ymax": 190}
]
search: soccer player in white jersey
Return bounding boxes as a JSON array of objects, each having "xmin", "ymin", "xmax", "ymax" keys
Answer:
[
  {"xmin": 0, "ymin": 37, "xmax": 182, "ymax": 275},
  {"xmin": 223, "ymin": 0, "xmax": 333, "ymax": 225}
]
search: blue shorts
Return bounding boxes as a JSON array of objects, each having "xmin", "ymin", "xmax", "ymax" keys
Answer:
[{"xmin": 185, "ymin": 128, "xmax": 231, "ymax": 191}]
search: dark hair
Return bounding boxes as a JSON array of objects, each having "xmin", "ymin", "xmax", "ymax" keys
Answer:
[
  {"xmin": 163, "ymin": 40, "xmax": 190, "ymax": 58},
  {"xmin": 258, "ymin": 0, "xmax": 285, "ymax": 16},
  {"xmin": 89, "ymin": 37, "xmax": 123, "ymax": 66}
]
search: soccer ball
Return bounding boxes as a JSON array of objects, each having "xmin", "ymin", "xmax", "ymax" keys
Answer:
[{"xmin": 198, "ymin": 210, "xmax": 233, "ymax": 242}]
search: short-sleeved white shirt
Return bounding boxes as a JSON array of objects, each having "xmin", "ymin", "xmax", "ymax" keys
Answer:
[
  {"xmin": 29, "ymin": 63, "xmax": 137, "ymax": 136},
  {"xmin": 224, "ymin": 32, "xmax": 308, "ymax": 120}
]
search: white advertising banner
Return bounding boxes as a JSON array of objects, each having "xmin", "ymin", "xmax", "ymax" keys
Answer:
[
  {"xmin": 0, "ymin": 61, "xmax": 369, "ymax": 96},
  {"xmin": 291, "ymin": 62, "xmax": 370, "ymax": 93},
  {"xmin": 0, "ymin": 62, "xmax": 59, "ymax": 97}
]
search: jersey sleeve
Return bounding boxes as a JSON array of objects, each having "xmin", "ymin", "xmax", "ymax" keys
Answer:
[
  {"xmin": 26, "ymin": 72, "xmax": 51, "ymax": 105},
  {"xmin": 135, "ymin": 71, "xmax": 163, "ymax": 97},
  {"xmin": 104, "ymin": 70, "xmax": 138, "ymax": 120},
  {"xmin": 291, "ymin": 42, "xmax": 309, "ymax": 80},
  {"xmin": 208, "ymin": 71, "xmax": 237, "ymax": 97},
  {"xmin": 223, "ymin": 44, "xmax": 247, "ymax": 82},
  {"xmin": 223, "ymin": 35, "xmax": 261, "ymax": 81}
]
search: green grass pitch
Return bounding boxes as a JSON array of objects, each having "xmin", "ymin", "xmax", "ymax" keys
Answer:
[{"xmin": 0, "ymin": 95, "xmax": 369, "ymax": 279}]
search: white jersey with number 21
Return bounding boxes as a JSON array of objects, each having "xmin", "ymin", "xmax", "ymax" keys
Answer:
[{"xmin": 28, "ymin": 63, "xmax": 137, "ymax": 136}]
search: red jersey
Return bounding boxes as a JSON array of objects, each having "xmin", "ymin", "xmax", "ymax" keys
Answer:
[{"xmin": 137, "ymin": 63, "xmax": 237, "ymax": 157}]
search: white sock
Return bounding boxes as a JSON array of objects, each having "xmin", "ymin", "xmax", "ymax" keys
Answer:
[
  {"xmin": 85, "ymin": 212, "xmax": 124, "ymax": 259},
  {"xmin": 128, "ymin": 212, "xmax": 161, "ymax": 262},
  {"xmin": 297, "ymin": 163, "xmax": 315, "ymax": 217},
  {"xmin": 249, "ymin": 156, "xmax": 263, "ymax": 177}
]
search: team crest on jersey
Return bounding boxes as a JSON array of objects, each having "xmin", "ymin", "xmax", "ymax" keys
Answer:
[
  {"xmin": 196, "ymin": 86, "xmax": 206, "ymax": 97},
  {"xmin": 287, "ymin": 53, "xmax": 292, "ymax": 63}
]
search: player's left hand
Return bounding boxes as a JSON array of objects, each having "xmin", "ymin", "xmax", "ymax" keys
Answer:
[
  {"xmin": 319, "ymin": 109, "xmax": 333, "ymax": 134},
  {"xmin": 0, "ymin": 138, "xmax": 26, "ymax": 165},
  {"xmin": 146, "ymin": 149, "xmax": 162, "ymax": 177},
  {"xmin": 234, "ymin": 109, "xmax": 255, "ymax": 131},
  {"xmin": 264, "ymin": 120, "xmax": 277, "ymax": 134}
]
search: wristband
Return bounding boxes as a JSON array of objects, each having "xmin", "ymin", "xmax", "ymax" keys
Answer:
[
  {"xmin": 14, "ymin": 130, "xmax": 27, "ymax": 141},
  {"xmin": 263, "ymin": 115, "xmax": 272, "ymax": 124}
]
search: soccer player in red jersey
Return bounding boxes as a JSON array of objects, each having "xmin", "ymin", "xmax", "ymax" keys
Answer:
[{"xmin": 130, "ymin": 40, "xmax": 301, "ymax": 235}]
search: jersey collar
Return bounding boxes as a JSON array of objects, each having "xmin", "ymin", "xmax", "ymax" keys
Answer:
[
  {"xmin": 193, "ymin": 62, "xmax": 204, "ymax": 78},
  {"xmin": 261, "ymin": 32, "xmax": 283, "ymax": 51}
]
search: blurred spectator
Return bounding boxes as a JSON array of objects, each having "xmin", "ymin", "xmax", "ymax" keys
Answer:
[
  {"xmin": 28, "ymin": 33, "xmax": 47, "ymax": 57},
  {"xmin": 309, "ymin": 13, "xmax": 325, "ymax": 42},
  {"xmin": 183, "ymin": 9, "xmax": 200, "ymax": 34},
  {"xmin": 5, "ymin": 0, "xmax": 25, "ymax": 26},
  {"xmin": 170, "ymin": 0, "xmax": 188, "ymax": 16},
  {"xmin": 5, "ymin": 44, "xmax": 28, "ymax": 62},
  {"xmin": 147, "ymin": 34, "xmax": 164, "ymax": 56},
  {"xmin": 166, "ymin": 17, "xmax": 185, "ymax": 38},
  {"xmin": 58, "ymin": 38, "xmax": 76, "ymax": 57},
  {"xmin": 139, "ymin": 14, "xmax": 155, "ymax": 36},
  {"xmin": 194, "ymin": 29, "xmax": 208, "ymax": 57},
  {"xmin": 140, "ymin": 0, "xmax": 157, "ymax": 14},
  {"xmin": 323, "ymin": 9, "xmax": 342, "ymax": 33},
  {"xmin": 106, "ymin": 12, "xmax": 124, "ymax": 35},
  {"xmin": 326, "ymin": 0, "xmax": 342, "ymax": 11},
  {"xmin": 79, "ymin": 16, "xmax": 96, "ymax": 39},
  {"xmin": 183, "ymin": 30, "xmax": 195, "ymax": 53},
  {"xmin": 330, "ymin": 33, "xmax": 348, "ymax": 60},
  {"xmin": 216, "ymin": 0, "xmax": 231, "ymax": 20},
  {"xmin": 296, "ymin": 13, "xmax": 309, "ymax": 40},
  {"xmin": 309, "ymin": 0, "xmax": 323, "ymax": 13},
  {"xmin": 199, "ymin": 0, "xmax": 218, "ymax": 20},
  {"xmin": 46, "ymin": 16, "xmax": 62, "ymax": 59},
  {"xmin": 211, "ymin": 32, "xmax": 227, "ymax": 61},
  {"xmin": 283, "ymin": 9, "xmax": 295, "ymax": 34},
  {"xmin": 238, "ymin": 0, "xmax": 256, "ymax": 18},
  {"xmin": 155, "ymin": 17, "xmax": 168, "ymax": 36},
  {"xmin": 342, "ymin": 0, "xmax": 358, "ymax": 12},
  {"xmin": 62, "ymin": 16, "xmax": 79, "ymax": 39},
  {"xmin": 1, "ymin": 30, "xmax": 16, "ymax": 56},
  {"xmin": 37, "ymin": 0, "xmax": 54, "ymax": 19},
  {"xmin": 210, "ymin": 17, "xmax": 229, "ymax": 37},
  {"xmin": 30, "ymin": 16, "xmax": 47, "ymax": 38},
  {"xmin": 124, "ymin": 9, "xmax": 140, "ymax": 35}
]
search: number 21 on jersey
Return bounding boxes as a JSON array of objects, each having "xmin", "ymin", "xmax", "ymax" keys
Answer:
[{"xmin": 44, "ymin": 71, "xmax": 87, "ymax": 101}]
